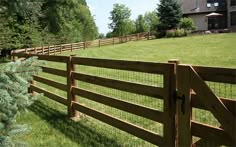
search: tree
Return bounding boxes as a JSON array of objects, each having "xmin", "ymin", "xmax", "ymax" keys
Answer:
[
  {"xmin": 0, "ymin": 0, "xmax": 42, "ymax": 21},
  {"xmin": 98, "ymin": 33, "xmax": 105, "ymax": 39},
  {"xmin": 179, "ymin": 17, "xmax": 196, "ymax": 31},
  {"xmin": 0, "ymin": 0, "xmax": 98, "ymax": 50},
  {"xmin": 106, "ymin": 31, "xmax": 114, "ymax": 38},
  {"xmin": 0, "ymin": 57, "xmax": 42, "ymax": 146},
  {"xmin": 126, "ymin": 20, "xmax": 136, "ymax": 34},
  {"xmin": 0, "ymin": 0, "xmax": 43, "ymax": 50},
  {"xmin": 144, "ymin": 11, "xmax": 159, "ymax": 32},
  {"xmin": 108, "ymin": 3, "xmax": 132, "ymax": 37},
  {"xmin": 135, "ymin": 15, "xmax": 148, "ymax": 33},
  {"xmin": 157, "ymin": 0, "xmax": 182, "ymax": 31},
  {"xmin": 41, "ymin": 0, "xmax": 98, "ymax": 43}
]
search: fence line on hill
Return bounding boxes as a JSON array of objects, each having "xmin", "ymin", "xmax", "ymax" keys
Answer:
[
  {"xmin": 13, "ymin": 32, "xmax": 156, "ymax": 55},
  {"xmin": 12, "ymin": 52, "xmax": 236, "ymax": 146}
]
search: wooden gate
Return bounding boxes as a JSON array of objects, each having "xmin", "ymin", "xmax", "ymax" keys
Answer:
[{"xmin": 177, "ymin": 65, "xmax": 236, "ymax": 146}]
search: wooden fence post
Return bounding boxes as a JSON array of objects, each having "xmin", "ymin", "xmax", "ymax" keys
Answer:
[
  {"xmin": 34, "ymin": 47, "xmax": 37, "ymax": 54},
  {"xmin": 60, "ymin": 45, "xmax": 62, "ymax": 54},
  {"xmin": 177, "ymin": 64, "xmax": 192, "ymax": 147},
  {"xmin": 28, "ymin": 80, "xmax": 35, "ymax": 95},
  {"xmin": 11, "ymin": 50, "xmax": 15, "ymax": 61},
  {"xmin": 67, "ymin": 55, "xmax": 79, "ymax": 118},
  {"xmin": 25, "ymin": 48, "xmax": 27, "ymax": 54},
  {"xmin": 42, "ymin": 46, "xmax": 44, "ymax": 55},
  {"xmin": 99, "ymin": 40, "xmax": 101, "ymax": 47},
  {"xmin": 113, "ymin": 38, "xmax": 115, "ymax": 45},
  {"xmin": 168, "ymin": 59, "xmax": 180, "ymax": 147},
  {"xmin": 48, "ymin": 46, "xmax": 50, "ymax": 55},
  {"xmin": 160, "ymin": 59, "xmax": 179, "ymax": 147},
  {"xmin": 54, "ymin": 45, "xmax": 56, "ymax": 55},
  {"xmin": 71, "ymin": 44, "xmax": 73, "ymax": 52},
  {"xmin": 83, "ymin": 42, "xmax": 86, "ymax": 49}
]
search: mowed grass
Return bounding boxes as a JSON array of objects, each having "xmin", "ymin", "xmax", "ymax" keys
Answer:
[
  {"xmin": 65, "ymin": 33, "xmax": 236, "ymax": 67},
  {"xmin": 15, "ymin": 33, "xmax": 236, "ymax": 147}
]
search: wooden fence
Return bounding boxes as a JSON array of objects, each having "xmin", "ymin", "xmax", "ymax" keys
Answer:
[
  {"xmin": 12, "ymin": 52, "xmax": 236, "ymax": 146},
  {"xmin": 14, "ymin": 32, "xmax": 155, "ymax": 55}
]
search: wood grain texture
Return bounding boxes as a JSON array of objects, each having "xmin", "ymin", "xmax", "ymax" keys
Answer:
[
  {"xmin": 72, "ymin": 57, "xmax": 170, "ymax": 74},
  {"xmin": 177, "ymin": 65, "xmax": 192, "ymax": 146},
  {"xmin": 192, "ymin": 66, "xmax": 236, "ymax": 84},
  {"xmin": 191, "ymin": 121, "xmax": 234, "ymax": 146}
]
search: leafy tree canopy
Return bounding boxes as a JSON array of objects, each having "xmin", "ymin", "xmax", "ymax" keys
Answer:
[
  {"xmin": 0, "ymin": 0, "xmax": 98, "ymax": 50},
  {"xmin": 179, "ymin": 17, "xmax": 196, "ymax": 31},
  {"xmin": 135, "ymin": 14, "xmax": 148, "ymax": 33},
  {"xmin": 109, "ymin": 3, "xmax": 133, "ymax": 37},
  {"xmin": 144, "ymin": 11, "xmax": 160, "ymax": 32}
]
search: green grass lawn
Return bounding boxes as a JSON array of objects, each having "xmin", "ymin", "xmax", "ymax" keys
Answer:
[
  {"xmin": 15, "ymin": 33, "xmax": 236, "ymax": 147},
  {"xmin": 65, "ymin": 33, "xmax": 236, "ymax": 67}
]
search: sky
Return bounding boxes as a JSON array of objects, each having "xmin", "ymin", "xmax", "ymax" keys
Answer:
[{"xmin": 87, "ymin": 0, "xmax": 159, "ymax": 34}]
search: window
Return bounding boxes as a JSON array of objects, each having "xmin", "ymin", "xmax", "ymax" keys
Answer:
[
  {"xmin": 207, "ymin": 3, "xmax": 211, "ymax": 8},
  {"xmin": 231, "ymin": 12, "xmax": 236, "ymax": 26},
  {"xmin": 231, "ymin": 0, "xmax": 236, "ymax": 6},
  {"xmin": 214, "ymin": 2, "xmax": 219, "ymax": 7},
  {"xmin": 207, "ymin": 0, "xmax": 226, "ymax": 7}
]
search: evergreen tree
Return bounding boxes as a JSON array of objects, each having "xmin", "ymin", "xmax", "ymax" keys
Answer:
[
  {"xmin": 0, "ymin": 57, "xmax": 42, "ymax": 147},
  {"xmin": 157, "ymin": 0, "xmax": 182, "ymax": 36}
]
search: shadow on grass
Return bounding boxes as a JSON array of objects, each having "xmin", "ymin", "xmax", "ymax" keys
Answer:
[{"xmin": 29, "ymin": 100, "xmax": 121, "ymax": 147}]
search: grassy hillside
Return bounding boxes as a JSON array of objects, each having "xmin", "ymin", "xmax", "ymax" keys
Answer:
[
  {"xmin": 15, "ymin": 33, "xmax": 236, "ymax": 147},
  {"xmin": 63, "ymin": 33, "xmax": 236, "ymax": 68}
]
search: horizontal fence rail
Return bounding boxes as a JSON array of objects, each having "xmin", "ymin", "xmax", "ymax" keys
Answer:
[
  {"xmin": 73, "ymin": 102, "xmax": 165, "ymax": 145},
  {"xmin": 192, "ymin": 66, "xmax": 236, "ymax": 84},
  {"xmin": 72, "ymin": 57, "xmax": 170, "ymax": 74},
  {"xmin": 72, "ymin": 87, "xmax": 164, "ymax": 123},
  {"xmin": 72, "ymin": 72, "xmax": 164, "ymax": 98}
]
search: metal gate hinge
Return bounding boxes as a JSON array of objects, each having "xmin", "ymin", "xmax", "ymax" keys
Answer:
[{"xmin": 174, "ymin": 90, "xmax": 185, "ymax": 114}]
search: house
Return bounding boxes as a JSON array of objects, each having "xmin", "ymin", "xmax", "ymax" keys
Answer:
[{"xmin": 178, "ymin": 0, "xmax": 236, "ymax": 31}]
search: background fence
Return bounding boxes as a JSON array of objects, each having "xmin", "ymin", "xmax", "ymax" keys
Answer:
[
  {"xmin": 12, "ymin": 52, "xmax": 236, "ymax": 146},
  {"xmin": 13, "ymin": 32, "xmax": 155, "ymax": 55}
]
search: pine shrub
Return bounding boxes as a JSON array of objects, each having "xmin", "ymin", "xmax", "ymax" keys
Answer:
[{"xmin": 0, "ymin": 57, "xmax": 42, "ymax": 147}]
